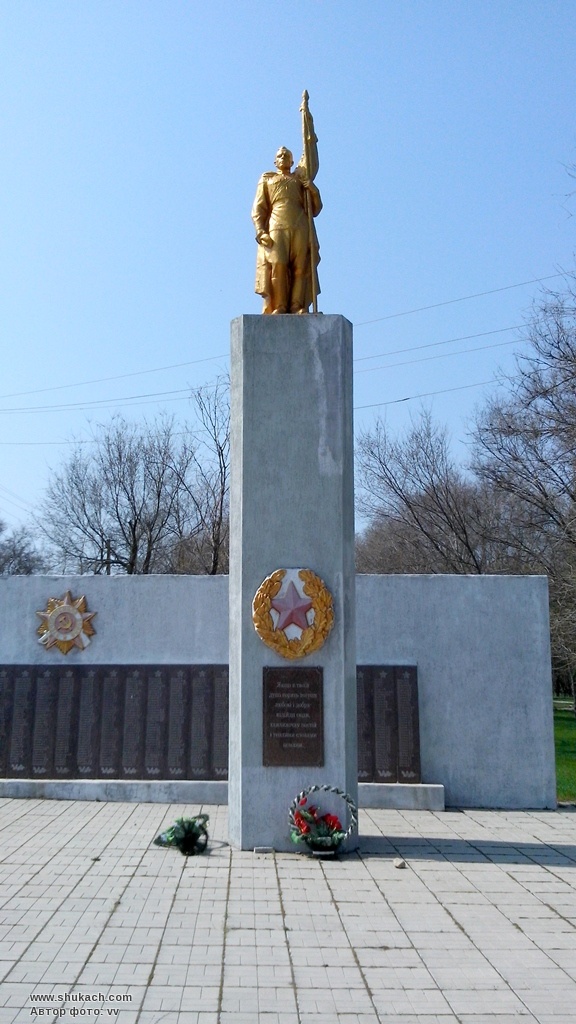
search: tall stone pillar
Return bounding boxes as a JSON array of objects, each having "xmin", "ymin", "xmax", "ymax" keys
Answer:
[{"xmin": 228, "ymin": 315, "xmax": 357, "ymax": 851}]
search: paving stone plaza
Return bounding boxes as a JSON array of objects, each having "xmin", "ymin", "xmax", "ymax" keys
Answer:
[{"xmin": 1, "ymin": 799, "xmax": 576, "ymax": 1024}]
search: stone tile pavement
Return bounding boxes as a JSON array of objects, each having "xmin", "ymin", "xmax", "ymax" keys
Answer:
[{"xmin": 1, "ymin": 799, "xmax": 575, "ymax": 1024}]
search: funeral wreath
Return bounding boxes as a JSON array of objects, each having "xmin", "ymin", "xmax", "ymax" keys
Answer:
[
  {"xmin": 289, "ymin": 784, "xmax": 358, "ymax": 854},
  {"xmin": 153, "ymin": 815, "xmax": 209, "ymax": 856}
]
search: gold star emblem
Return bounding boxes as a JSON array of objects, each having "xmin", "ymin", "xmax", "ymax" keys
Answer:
[{"xmin": 36, "ymin": 591, "xmax": 97, "ymax": 655}]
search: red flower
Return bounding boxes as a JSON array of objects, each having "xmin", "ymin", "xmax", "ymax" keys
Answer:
[
  {"xmin": 293, "ymin": 811, "xmax": 310, "ymax": 834},
  {"xmin": 322, "ymin": 814, "xmax": 342, "ymax": 832}
]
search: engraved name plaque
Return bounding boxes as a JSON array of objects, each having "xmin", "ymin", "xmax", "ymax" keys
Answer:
[
  {"xmin": 374, "ymin": 668, "xmax": 398, "ymax": 782},
  {"xmin": 357, "ymin": 665, "xmax": 421, "ymax": 784},
  {"xmin": 54, "ymin": 670, "xmax": 76, "ymax": 775},
  {"xmin": 263, "ymin": 667, "xmax": 323, "ymax": 767},
  {"xmin": 189, "ymin": 668, "xmax": 212, "ymax": 779},
  {"xmin": 396, "ymin": 666, "xmax": 421, "ymax": 783},
  {"xmin": 212, "ymin": 667, "xmax": 229, "ymax": 780},
  {"xmin": 0, "ymin": 664, "xmax": 228, "ymax": 782},
  {"xmin": 122, "ymin": 669, "xmax": 146, "ymax": 777},
  {"xmin": 144, "ymin": 670, "xmax": 166, "ymax": 776},
  {"xmin": 356, "ymin": 667, "xmax": 373, "ymax": 780},
  {"xmin": 31, "ymin": 670, "xmax": 57, "ymax": 775}
]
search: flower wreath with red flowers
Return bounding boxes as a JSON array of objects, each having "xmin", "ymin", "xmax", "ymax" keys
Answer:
[{"xmin": 289, "ymin": 784, "xmax": 358, "ymax": 854}]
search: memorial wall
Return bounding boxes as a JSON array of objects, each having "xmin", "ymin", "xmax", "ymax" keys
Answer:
[
  {"xmin": 0, "ymin": 661, "xmax": 419, "ymax": 785},
  {"xmin": 0, "ymin": 572, "xmax": 557, "ymax": 808},
  {"xmin": 0, "ymin": 664, "xmax": 229, "ymax": 782}
]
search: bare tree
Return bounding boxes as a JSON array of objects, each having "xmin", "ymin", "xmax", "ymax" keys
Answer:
[
  {"xmin": 548, "ymin": 552, "xmax": 576, "ymax": 711},
  {"xmin": 159, "ymin": 377, "xmax": 230, "ymax": 575},
  {"xmin": 473, "ymin": 277, "xmax": 576, "ymax": 564},
  {"xmin": 472, "ymin": 272, "xmax": 576, "ymax": 690},
  {"xmin": 0, "ymin": 520, "xmax": 46, "ymax": 575},
  {"xmin": 38, "ymin": 374, "xmax": 231, "ymax": 577},
  {"xmin": 356, "ymin": 410, "xmax": 502, "ymax": 574},
  {"xmin": 356, "ymin": 276, "xmax": 576, "ymax": 692},
  {"xmin": 40, "ymin": 415, "xmax": 200, "ymax": 574}
]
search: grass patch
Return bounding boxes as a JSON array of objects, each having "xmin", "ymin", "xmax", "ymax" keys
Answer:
[{"xmin": 554, "ymin": 708, "xmax": 576, "ymax": 802}]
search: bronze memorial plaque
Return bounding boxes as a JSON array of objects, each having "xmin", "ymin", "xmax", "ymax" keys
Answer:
[{"xmin": 263, "ymin": 667, "xmax": 324, "ymax": 767}]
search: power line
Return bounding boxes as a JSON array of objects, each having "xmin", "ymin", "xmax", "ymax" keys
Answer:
[
  {"xmin": 0, "ymin": 342, "xmax": 510, "ymax": 415},
  {"xmin": 354, "ymin": 324, "xmax": 524, "ymax": 362},
  {"xmin": 356, "ymin": 337, "xmax": 520, "ymax": 375},
  {"xmin": 0, "ymin": 481, "xmax": 35, "ymax": 506},
  {"xmin": 0, "ymin": 328, "xmax": 519, "ymax": 412},
  {"xmin": 0, "ymin": 272, "xmax": 559, "ymax": 423},
  {"xmin": 0, "ymin": 354, "xmax": 229, "ymax": 402},
  {"xmin": 0, "ymin": 438, "xmax": 91, "ymax": 446},
  {"xmin": 0, "ymin": 274, "xmax": 556, "ymax": 403},
  {"xmin": 0, "ymin": 371, "xmax": 509, "ymax": 434},
  {"xmin": 0, "ymin": 489, "xmax": 36, "ymax": 515},
  {"xmin": 353, "ymin": 274, "xmax": 563, "ymax": 327},
  {"xmin": 0, "ymin": 329, "xmax": 523, "ymax": 415},
  {"xmin": 0, "ymin": 322, "xmax": 527, "ymax": 414},
  {"xmin": 354, "ymin": 377, "xmax": 508, "ymax": 411},
  {"xmin": 0, "ymin": 336, "xmax": 523, "ymax": 421},
  {"xmin": 0, "ymin": 387, "xmax": 192, "ymax": 416}
]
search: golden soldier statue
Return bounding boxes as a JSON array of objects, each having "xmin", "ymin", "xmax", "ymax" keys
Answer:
[{"xmin": 252, "ymin": 92, "xmax": 321, "ymax": 314}]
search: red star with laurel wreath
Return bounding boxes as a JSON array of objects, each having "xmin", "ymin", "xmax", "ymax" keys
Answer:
[{"xmin": 271, "ymin": 581, "xmax": 313, "ymax": 632}]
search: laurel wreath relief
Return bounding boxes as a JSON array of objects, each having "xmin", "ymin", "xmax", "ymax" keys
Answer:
[{"xmin": 252, "ymin": 568, "xmax": 334, "ymax": 660}]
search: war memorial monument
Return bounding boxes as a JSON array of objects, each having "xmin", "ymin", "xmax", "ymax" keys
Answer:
[{"xmin": 0, "ymin": 94, "xmax": 557, "ymax": 842}]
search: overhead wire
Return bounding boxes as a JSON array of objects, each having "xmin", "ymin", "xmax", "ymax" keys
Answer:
[
  {"xmin": 354, "ymin": 324, "xmax": 524, "ymax": 362},
  {"xmin": 0, "ymin": 333, "xmax": 525, "ymax": 422},
  {"xmin": 356, "ymin": 337, "xmax": 521, "ymax": 374},
  {"xmin": 0, "ymin": 324, "xmax": 520, "ymax": 411},
  {"xmin": 0, "ymin": 387, "xmax": 193, "ymax": 415},
  {"xmin": 353, "ymin": 273, "xmax": 563, "ymax": 327},
  {"xmin": 0, "ymin": 272, "xmax": 552, "ymax": 403},
  {"xmin": 354, "ymin": 377, "xmax": 509, "ymax": 410},
  {"xmin": 0, "ymin": 354, "xmax": 229, "ymax": 402},
  {"xmin": 0, "ymin": 272, "xmax": 557, "ymax": 439},
  {"xmin": 0, "ymin": 326, "xmax": 528, "ymax": 416},
  {"xmin": 0, "ymin": 486, "xmax": 37, "ymax": 515}
]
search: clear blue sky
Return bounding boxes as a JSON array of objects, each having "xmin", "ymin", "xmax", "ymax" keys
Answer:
[{"xmin": 0, "ymin": 1, "xmax": 574, "ymax": 532}]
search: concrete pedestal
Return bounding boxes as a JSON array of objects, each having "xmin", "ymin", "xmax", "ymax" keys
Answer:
[{"xmin": 228, "ymin": 315, "xmax": 357, "ymax": 851}]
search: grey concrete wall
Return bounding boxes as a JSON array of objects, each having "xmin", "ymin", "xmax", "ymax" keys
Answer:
[
  {"xmin": 0, "ymin": 572, "xmax": 556, "ymax": 809},
  {"xmin": 0, "ymin": 574, "xmax": 229, "ymax": 664},
  {"xmin": 228, "ymin": 315, "xmax": 357, "ymax": 851},
  {"xmin": 356, "ymin": 574, "xmax": 556, "ymax": 809}
]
